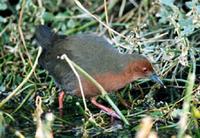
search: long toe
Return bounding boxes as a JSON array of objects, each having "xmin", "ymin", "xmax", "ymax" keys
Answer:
[
  {"xmin": 91, "ymin": 97, "xmax": 121, "ymax": 119},
  {"xmin": 101, "ymin": 108, "xmax": 120, "ymax": 119}
]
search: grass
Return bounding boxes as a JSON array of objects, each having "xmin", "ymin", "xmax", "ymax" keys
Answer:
[{"xmin": 0, "ymin": 0, "xmax": 200, "ymax": 137}]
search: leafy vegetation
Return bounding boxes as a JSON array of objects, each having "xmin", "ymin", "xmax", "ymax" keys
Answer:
[{"xmin": 0, "ymin": 0, "xmax": 200, "ymax": 137}]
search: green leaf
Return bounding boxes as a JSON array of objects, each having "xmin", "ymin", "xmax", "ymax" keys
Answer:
[
  {"xmin": 158, "ymin": 8, "xmax": 170, "ymax": 23},
  {"xmin": 160, "ymin": 0, "xmax": 175, "ymax": 7},
  {"xmin": 0, "ymin": 0, "xmax": 7, "ymax": 10},
  {"xmin": 0, "ymin": 16, "xmax": 7, "ymax": 23},
  {"xmin": 150, "ymin": 111, "xmax": 163, "ymax": 118},
  {"xmin": 185, "ymin": 1, "xmax": 193, "ymax": 9},
  {"xmin": 67, "ymin": 19, "xmax": 76, "ymax": 28},
  {"xmin": 181, "ymin": 25, "xmax": 194, "ymax": 36},
  {"xmin": 179, "ymin": 17, "xmax": 193, "ymax": 27},
  {"xmin": 196, "ymin": 5, "xmax": 200, "ymax": 14},
  {"xmin": 179, "ymin": 17, "xmax": 194, "ymax": 36}
]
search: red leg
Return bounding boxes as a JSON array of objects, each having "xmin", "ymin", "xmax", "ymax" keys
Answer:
[
  {"xmin": 91, "ymin": 97, "xmax": 120, "ymax": 119},
  {"xmin": 58, "ymin": 91, "xmax": 65, "ymax": 116}
]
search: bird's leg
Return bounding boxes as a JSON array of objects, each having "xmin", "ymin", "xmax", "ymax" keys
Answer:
[
  {"xmin": 58, "ymin": 91, "xmax": 65, "ymax": 116},
  {"xmin": 91, "ymin": 97, "xmax": 120, "ymax": 119}
]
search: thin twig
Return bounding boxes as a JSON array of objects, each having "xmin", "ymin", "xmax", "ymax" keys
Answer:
[
  {"xmin": 37, "ymin": 0, "xmax": 43, "ymax": 7},
  {"xmin": 103, "ymin": 0, "xmax": 112, "ymax": 38},
  {"xmin": 73, "ymin": 0, "xmax": 126, "ymax": 39},
  {"xmin": 18, "ymin": 0, "xmax": 33, "ymax": 67}
]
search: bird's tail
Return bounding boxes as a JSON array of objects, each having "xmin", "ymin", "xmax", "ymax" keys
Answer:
[{"xmin": 35, "ymin": 25, "xmax": 57, "ymax": 48}]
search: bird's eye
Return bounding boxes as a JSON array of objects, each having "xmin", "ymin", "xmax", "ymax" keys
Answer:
[{"xmin": 142, "ymin": 67, "xmax": 147, "ymax": 72}]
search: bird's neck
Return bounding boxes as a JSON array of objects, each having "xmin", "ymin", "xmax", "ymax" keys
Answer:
[{"xmin": 121, "ymin": 62, "xmax": 142, "ymax": 83}]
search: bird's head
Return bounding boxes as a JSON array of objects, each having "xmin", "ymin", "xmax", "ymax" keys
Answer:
[{"xmin": 125, "ymin": 55, "xmax": 164, "ymax": 86}]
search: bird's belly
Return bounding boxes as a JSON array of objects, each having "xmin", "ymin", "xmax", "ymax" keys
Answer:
[{"xmin": 74, "ymin": 72, "xmax": 129, "ymax": 98}]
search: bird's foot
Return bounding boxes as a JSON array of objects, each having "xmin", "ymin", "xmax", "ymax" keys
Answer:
[{"xmin": 91, "ymin": 97, "xmax": 120, "ymax": 119}]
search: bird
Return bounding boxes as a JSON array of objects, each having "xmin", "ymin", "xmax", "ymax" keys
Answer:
[{"xmin": 35, "ymin": 25, "xmax": 164, "ymax": 119}]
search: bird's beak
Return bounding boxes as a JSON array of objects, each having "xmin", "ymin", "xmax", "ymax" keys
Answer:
[{"xmin": 149, "ymin": 73, "xmax": 165, "ymax": 88}]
